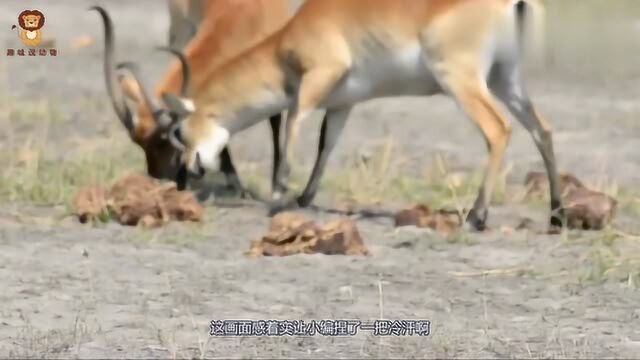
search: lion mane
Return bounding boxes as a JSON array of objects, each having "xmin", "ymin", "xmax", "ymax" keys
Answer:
[
  {"xmin": 18, "ymin": 10, "xmax": 45, "ymax": 30},
  {"xmin": 15, "ymin": 10, "xmax": 45, "ymax": 47}
]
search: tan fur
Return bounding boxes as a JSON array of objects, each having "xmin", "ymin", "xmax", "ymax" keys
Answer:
[
  {"xmin": 181, "ymin": 0, "xmax": 540, "ymax": 157},
  {"xmin": 119, "ymin": 0, "xmax": 289, "ymax": 177},
  {"xmin": 174, "ymin": 0, "xmax": 559, "ymax": 229}
]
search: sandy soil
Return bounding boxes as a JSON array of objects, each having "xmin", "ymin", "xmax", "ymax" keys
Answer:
[{"xmin": 2, "ymin": 0, "xmax": 640, "ymax": 358}]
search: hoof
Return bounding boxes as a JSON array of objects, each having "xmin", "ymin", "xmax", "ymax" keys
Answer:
[
  {"xmin": 547, "ymin": 216, "xmax": 565, "ymax": 235},
  {"xmin": 272, "ymin": 179, "xmax": 290, "ymax": 199},
  {"xmin": 548, "ymin": 205, "xmax": 565, "ymax": 234},
  {"xmin": 224, "ymin": 184, "xmax": 253, "ymax": 200},
  {"xmin": 225, "ymin": 183, "xmax": 242, "ymax": 195},
  {"xmin": 465, "ymin": 208, "xmax": 488, "ymax": 232},
  {"xmin": 224, "ymin": 176, "xmax": 246, "ymax": 196},
  {"xmin": 237, "ymin": 188, "xmax": 258, "ymax": 200},
  {"xmin": 296, "ymin": 193, "xmax": 314, "ymax": 208}
]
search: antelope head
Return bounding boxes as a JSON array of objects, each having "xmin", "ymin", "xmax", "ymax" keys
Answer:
[{"xmin": 90, "ymin": 5, "xmax": 190, "ymax": 188}]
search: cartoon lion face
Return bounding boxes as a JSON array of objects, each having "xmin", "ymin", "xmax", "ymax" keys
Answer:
[{"xmin": 18, "ymin": 10, "xmax": 45, "ymax": 31}]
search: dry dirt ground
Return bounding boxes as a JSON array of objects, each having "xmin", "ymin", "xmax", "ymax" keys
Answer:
[{"xmin": 2, "ymin": 1, "xmax": 640, "ymax": 359}]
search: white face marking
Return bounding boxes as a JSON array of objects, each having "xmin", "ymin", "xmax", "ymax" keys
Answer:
[
  {"xmin": 188, "ymin": 125, "xmax": 230, "ymax": 173},
  {"xmin": 181, "ymin": 98, "xmax": 196, "ymax": 113}
]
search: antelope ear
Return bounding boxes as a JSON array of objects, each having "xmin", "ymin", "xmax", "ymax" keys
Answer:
[
  {"xmin": 118, "ymin": 74, "xmax": 144, "ymax": 104},
  {"xmin": 161, "ymin": 93, "xmax": 195, "ymax": 117}
]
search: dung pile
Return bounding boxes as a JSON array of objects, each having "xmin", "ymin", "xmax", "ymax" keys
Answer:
[
  {"xmin": 394, "ymin": 204, "xmax": 463, "ymax": 235},
  {"xmin": 72, "ymin": 174, "xmax": 203, "ymax": 227},
  {"xmin": 248, "ymin": 213, "xmax": 370, "ymax": 257},
  {"xmin": 524, "ymin": 171, "xmax": 585, "ymax": 198},
  {"xmin": 524, "ymin": 171, "xmax": 617, "ymax": 230}
]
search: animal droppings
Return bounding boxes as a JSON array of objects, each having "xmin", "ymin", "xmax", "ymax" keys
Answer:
[
  {"xmin": 72, "ymin": 174, "xmax": 203, "ymax": 227},
  {"xmin": 524, "ymin": 171, "xmax": 617, "ymax": 230},
  {"xmin": 248, "ymin": 212, "xmax": 369, "ymax": 257},
  {"xmin": 562, "ymin": 187, "xmax": 617, "ymax": 230},
  {"xmin": 524, "ymin": 171, "xmax": 585, "ymax": 198},
  {"xmin": 394, "ymin": 204, "xmax": 463, "ymax": 235}
]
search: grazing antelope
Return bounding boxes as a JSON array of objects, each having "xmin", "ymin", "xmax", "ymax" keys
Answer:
[
  {"xmin": 158, "ymin": 0, "xmax": 564, "ymax": 231},
  {"xmin": 90, "ymin": 0, "xmax": 290, "ymax": 195}
]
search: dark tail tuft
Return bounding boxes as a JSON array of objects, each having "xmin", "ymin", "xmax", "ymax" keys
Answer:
[
  {"xmin": 515, "ymin": 0, "xmax": 527, "ymax": 51},
  {"xmin": 11, "ymin": 24, "xmax": 17, "ymax": 30}
]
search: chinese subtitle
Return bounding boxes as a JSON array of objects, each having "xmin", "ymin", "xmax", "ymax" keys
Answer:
[{"xmin": 209, "ymin": 319, "xmax": 430, "ymax": 337}]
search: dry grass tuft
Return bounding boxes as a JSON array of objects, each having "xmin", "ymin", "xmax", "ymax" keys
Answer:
[{"xmin": 320, "ymin": 137, "xmax": 513, "ymax": 212}]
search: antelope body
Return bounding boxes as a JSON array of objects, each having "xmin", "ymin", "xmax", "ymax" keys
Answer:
[
  {"xmin": 168, "ymin": 0, "xmax": 206, "ymax": 49},
  {"xmin": 163, "ymin": 0, "xmax": 564, "ymax": 230},
  {"xmin": 91, "ymin": 0, "xmax": 290, "ymax": 195}
]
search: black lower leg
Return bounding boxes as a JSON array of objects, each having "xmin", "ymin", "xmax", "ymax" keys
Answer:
[
  {"xmin": 297, "ymin": 114, "xmax": 329, "ymax": 207},
  {"xmin": 466, "ymin": 189, "xmax": 489, "ymax": 231},
  {"xmin": 176, "ymin": 164, "xmax": 188, "ymax": 191},
  {"xmin": 268, "ymin": 114, "xmax": 283, "ymax": 192},
  {"xmin": 272, "ymin": 128, "xmax": 291, "ymax": 198},
  {"xmin": 538, "ymin": 133, "xmax": 565, "ymax": 228},
  {"xmin": 219, "ymin": 146, "xmax": 244, "ymax": 193}
]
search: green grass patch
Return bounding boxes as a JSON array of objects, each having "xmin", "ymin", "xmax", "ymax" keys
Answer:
[
  {"xmin": 568, "ymin": 228, "xmax": 640, "ymax": 288},
  {"xmin": 0, "ymin": 147, "xmax": 143, "ymax": 207}
]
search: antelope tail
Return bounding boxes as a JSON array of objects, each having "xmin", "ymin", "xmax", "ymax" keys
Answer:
[{"xmin": 515, "ymin": 0, "xmax": 546, "ymax": 62}]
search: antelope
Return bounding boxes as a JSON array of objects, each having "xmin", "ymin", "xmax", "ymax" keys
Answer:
[
  {"xmin": 167, "ymin": 0, "xmax": 205, "ymax": 50},
  {"xmin": 155, "ymin": 0, "xmax": 565, "ymax": 231},
  {"xmin": 89, "ymin": 0, "xmax": 290, "ymax": 195}
]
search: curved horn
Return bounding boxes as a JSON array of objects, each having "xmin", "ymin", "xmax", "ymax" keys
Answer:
[
  {"xmin": 89, "ymin": 6, "xmax": 134, "ymax": 132},
  {"xmin": 168, "ymin": 122, "xmax": 186, "ymax": 152},
  {"xmin": 116, "ymin": 61, "xmax": 169, "ymax": 126},
  {"xmin": 156, "ymin": 46, "xmax": 191, "ymax": 97}
]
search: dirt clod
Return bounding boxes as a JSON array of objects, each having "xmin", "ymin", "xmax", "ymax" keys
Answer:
[
  {"xmin": 249, "ymin": 213, "xmax": 369, "ymax": 257},
  {"xmin": 72, "ymin": 174, "xmax": 203, "ymax": 227},
  {"xmin": 394, "ymin": 205, "xmax": 463, "ymax": 235}
]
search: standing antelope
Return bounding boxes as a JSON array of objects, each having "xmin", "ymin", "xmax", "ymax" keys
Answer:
[
  {"xmin": 90, "ymin": 0, "xmax": 290, "ymax": 195},
  {"xmin": 156, "ymin": 0, "xmax": 564, "ymax": 231}
]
